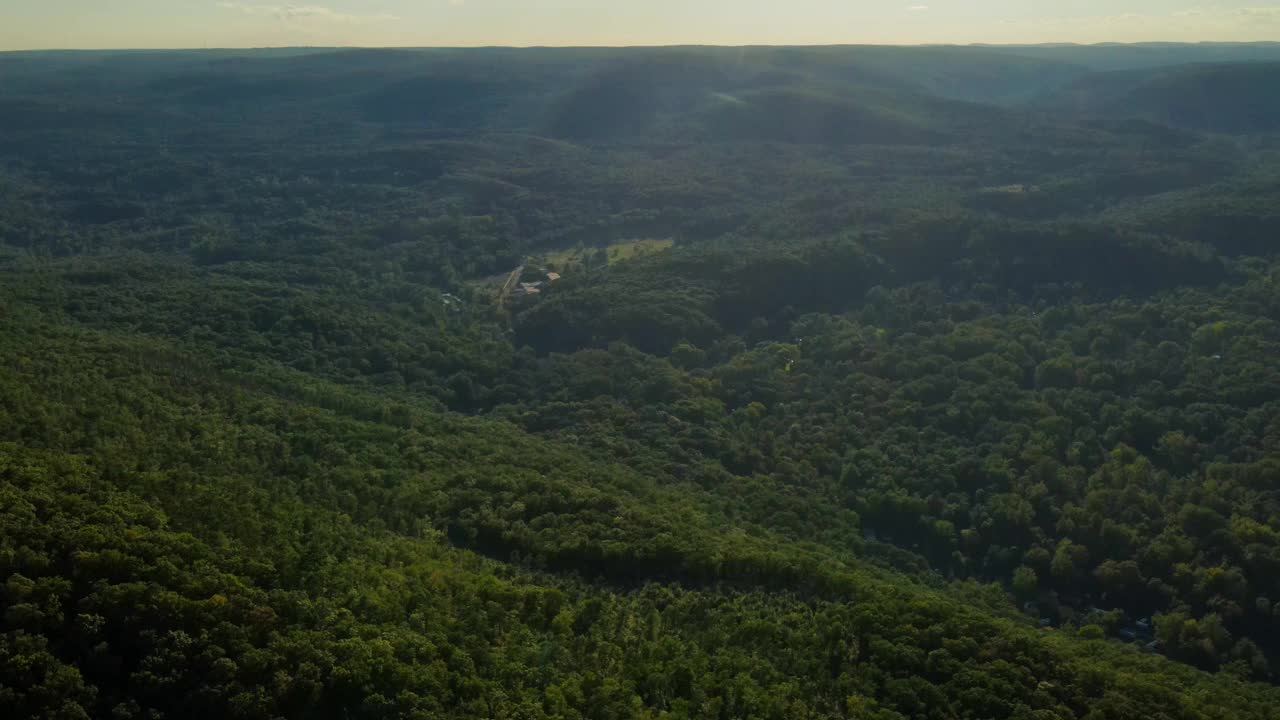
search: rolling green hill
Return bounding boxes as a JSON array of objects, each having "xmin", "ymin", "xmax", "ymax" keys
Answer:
[{"xmin": 6, "ymin": 265, "xmax": 1280, "ymax": 720}]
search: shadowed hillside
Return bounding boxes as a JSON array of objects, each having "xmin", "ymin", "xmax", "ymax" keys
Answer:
[{"xmin": 1043, "ymin": 61, "xmax": 1280, "ymax": 133}]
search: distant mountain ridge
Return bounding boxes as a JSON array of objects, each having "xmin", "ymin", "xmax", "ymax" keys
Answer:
[{"xmin": 4, "ymin": 44, "xmax": 1279, "ymax": 142}]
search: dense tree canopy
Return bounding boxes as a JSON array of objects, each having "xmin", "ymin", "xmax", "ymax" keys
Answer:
[{"xmin": 4, "ymin": 45, "xmax": 1280, "ymax": 719}]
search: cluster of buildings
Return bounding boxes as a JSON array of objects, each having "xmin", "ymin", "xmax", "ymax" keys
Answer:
[{"xmin": 510, "ymin": 271, "xmax": 560, "ymax": 301}]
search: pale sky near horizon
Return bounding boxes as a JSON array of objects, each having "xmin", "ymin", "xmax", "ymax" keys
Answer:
[{"xmin": 2, "ymin": 1, "xmax": 1279, "ymax": 51}]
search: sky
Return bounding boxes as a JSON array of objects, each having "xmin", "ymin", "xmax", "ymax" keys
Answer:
[{"xmin": 2, "ymin": 1, "xmax": 1280, "ymax": 50}]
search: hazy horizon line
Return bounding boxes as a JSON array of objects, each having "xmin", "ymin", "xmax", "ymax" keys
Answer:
[{"xmin": 5, "ymin": 39, "xmax": 1280, "ymax": 53}]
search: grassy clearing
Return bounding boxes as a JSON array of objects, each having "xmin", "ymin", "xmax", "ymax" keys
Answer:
[{"xmin": 547, "ymin": 238, "xmax": 674, "ymax": 267}]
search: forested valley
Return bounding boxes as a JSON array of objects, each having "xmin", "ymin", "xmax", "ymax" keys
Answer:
[{"xmin": 4, "ymin": 44, "xmax": 1280, "ymax": 719}]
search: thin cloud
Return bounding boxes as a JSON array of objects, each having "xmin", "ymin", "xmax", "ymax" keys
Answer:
[
  {"xmin": 1234, "ymin": 6, "xmax": 1280, "ymax": 16},
  {"xmin": 907, "ymin": 5, "xmax": 930, "ymax": 12},
  {"xmin": 1000, "ymin": 5, "xmax": 1280, "ymax": 28},
  {"xmin": 217, "ymin": 2, "xmax": 399, "ymax": 24},
  {"xmin": 1174, "ymin": 4, "xmax": 1280, "ymax": 19}
]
